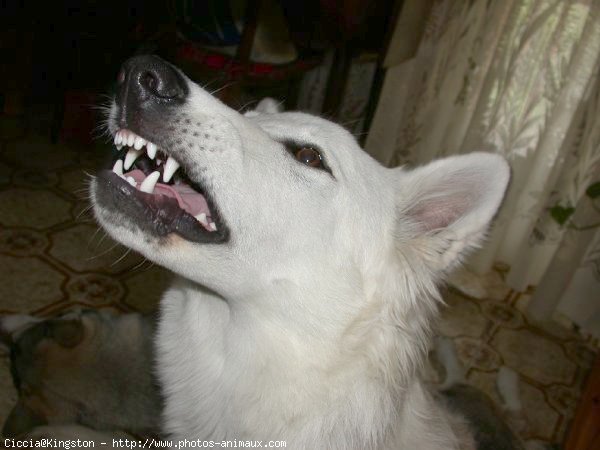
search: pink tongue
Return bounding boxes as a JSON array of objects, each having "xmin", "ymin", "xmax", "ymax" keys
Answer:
[{"xmin": 126, "ymin": 170, "xmax": 211, "ymax": 218}]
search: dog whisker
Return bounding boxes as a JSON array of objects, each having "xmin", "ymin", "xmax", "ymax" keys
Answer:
[
  {"xmin": 85, "ymin": 241, "xmax": 120, "ymax": 261},
  {"xmin": 111, "ymin": 248, "xmax": 132, "ymax": 266},
  {"xmin": 209, "ymin": 81, "xmax": 238, "ymax": 97},
  {"xmin": 76, "ymin": 204, "xmax": 94, "ymax": 220},
  {"xmin": 131, "ymin": 257, "xmax": 152, "ymax": 271}
]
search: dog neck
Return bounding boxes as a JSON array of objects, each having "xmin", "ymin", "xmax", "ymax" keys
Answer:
[{"xmin": 155, "ymin": 258, "xmax": 458, "ymax": 449}]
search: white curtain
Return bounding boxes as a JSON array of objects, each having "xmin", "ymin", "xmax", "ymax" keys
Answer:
[{"xmin": 366, "ymin": 0, "xmax": 600, "ymax": 338}]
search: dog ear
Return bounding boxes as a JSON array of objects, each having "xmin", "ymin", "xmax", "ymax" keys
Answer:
[
  {"xmin": 244, "ymin": 98, "xmax": 283, "ymax": 117},
  {"xmin": 396, "ymin": 152, "xmax": 510, "ymax": 271},
  {"xmin": 255, "ymin": 97, "xmax": 283, "ymax": 114}
]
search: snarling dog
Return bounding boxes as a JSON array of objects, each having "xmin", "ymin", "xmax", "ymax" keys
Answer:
[{"xmin": 87, "ymin": 55, "xmax": 512, "ymax": 449}]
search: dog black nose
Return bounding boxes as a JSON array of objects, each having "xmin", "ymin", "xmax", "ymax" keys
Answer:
[{"xmin": 115, "ymin": 55, "xmax": 187, "ymax": 112}]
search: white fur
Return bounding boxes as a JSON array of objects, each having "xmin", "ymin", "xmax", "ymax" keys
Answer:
[{"xmin": 92, "ymin": 68, "xmax": 510, "ymax": 449}]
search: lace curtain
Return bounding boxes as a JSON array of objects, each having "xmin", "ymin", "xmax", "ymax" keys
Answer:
[{"xmin": 366, "ymin": 0, "xmax": 600, "ymax": 338}]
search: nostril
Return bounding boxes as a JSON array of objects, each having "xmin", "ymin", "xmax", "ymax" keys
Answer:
[
  {"xmin": 138, "ymin": 68, "xmax": 184, "ymax": 100},
  {"xmin": 118, "ymin": 55, "xmax": 187, "ymax": 107},
  {"xmin": 140, "ymin": 71, "xmax": 159, "ymax": 95}
]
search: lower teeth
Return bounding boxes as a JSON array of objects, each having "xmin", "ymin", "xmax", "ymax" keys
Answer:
[{"xmin": 111, "ymin": 158, "xmax": 216, "ymax": 231}]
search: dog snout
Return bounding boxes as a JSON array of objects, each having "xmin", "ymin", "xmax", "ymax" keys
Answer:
[{"xmin": 115, "ymin": 55, "xmax": 188, "ymax": 123}]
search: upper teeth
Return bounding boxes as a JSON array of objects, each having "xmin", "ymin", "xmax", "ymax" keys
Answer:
[
  {"xmin": 147, "ymin": 142, "xmax": 158, "ymax": 159},
  {"xmin": 124, "ymin": 148, "xmax": 143, "ymax": 170},
  {"xmin": 163, "ymin": 157, "xmax": 180, "ymax": 183},
  {"xmin": 134, "ymin": 136, "xmax": 146, "ymax": 150},
  {"xmin": 112, "ymin": 129, "xmax": 184, "ymax": 186}
]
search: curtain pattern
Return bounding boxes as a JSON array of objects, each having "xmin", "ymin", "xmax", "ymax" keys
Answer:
[{"xmin": 366, "ymin": 0, "xmax": 600, "ymax": 337}]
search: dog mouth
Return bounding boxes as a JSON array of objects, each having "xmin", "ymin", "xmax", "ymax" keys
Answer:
[{"xmin": 95, "ymin": 128, "xmax": 228, "ymax": 244}]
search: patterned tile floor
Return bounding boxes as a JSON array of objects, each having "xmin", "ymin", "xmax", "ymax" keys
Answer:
[
  {"xmin": 0, "ymin": 115, "xmax": 597, "ymax": 446},
  {"xmin": 432, "ymin": 278, "xmax": 597, "ymax": 445}
]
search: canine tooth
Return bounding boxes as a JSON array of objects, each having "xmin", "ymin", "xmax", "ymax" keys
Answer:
[
  {"xmin": 147, "ymin": 142, "xmax": 158, "ymax": 159},
  {"xmin": 140, "ymin": 171, "xmax": 160, "ymax": 194},
  {"xmin": 195, "ymin": 213, "xmax": 208, "ymax": 226},
  {"xmin": 134, "ymin": 136, "xmax": 146, "ymax": 150},
  {"xmin": 127, "ymin": 133, "xmax": 135, "ymax": 147},
  {"xmin": 163, "ymin": 156, "xmax": 180, "ymax": 182},
  {"xmin": 112, "ymin": 159, "xmax": 124, "ymax": 176},
  {"xmin": 124, "ymin": 148, "xmax": 143, "ymax": 170},
  {"xmin": 126, "ymin": 176, "xmax": 136, "ymax": 187},
  {"xmin": 209, "ymin": 222, "xmax": 217, "ymax": 231}
]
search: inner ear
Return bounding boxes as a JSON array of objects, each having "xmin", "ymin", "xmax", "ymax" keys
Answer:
[
  {"xmin": 397, "ymin": 152, "xmax": 510, "ymax": 258},
  {"xmin": 406, "ymin": 192, "xmax": 475, "ymax": 233}
]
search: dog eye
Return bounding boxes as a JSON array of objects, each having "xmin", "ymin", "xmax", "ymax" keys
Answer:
[{"xmin": 294, "ymin": 147, "xmax": 323, "ymax": 168}]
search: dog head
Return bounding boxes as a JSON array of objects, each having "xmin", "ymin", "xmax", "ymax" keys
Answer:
[{"xmin": 92, "ymin": 55, "xmax": 509, "ymax": 327}]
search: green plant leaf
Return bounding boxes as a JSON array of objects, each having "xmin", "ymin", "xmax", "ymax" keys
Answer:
[
  {"xmin": 550, "ymin": 205, "xmax": 575, "ymax": 225},
  {"xmin": 585, "ymin": 182, "xmax": 600, "ymax": 199}
]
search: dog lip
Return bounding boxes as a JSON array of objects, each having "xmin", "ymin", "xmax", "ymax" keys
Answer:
[{"xmin": 95, "ymin": 170, "xmax": 229, "ymax": 244}]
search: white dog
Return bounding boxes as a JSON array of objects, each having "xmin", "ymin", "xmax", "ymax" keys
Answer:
[{"xmin": 89, "ymin": 55, "xmax": 512, "ymax": 449}]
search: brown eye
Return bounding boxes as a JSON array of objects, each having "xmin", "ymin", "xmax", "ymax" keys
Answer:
[{"xmin": 294, "ymin": 147, "xmax": 322, "ymax": 168}]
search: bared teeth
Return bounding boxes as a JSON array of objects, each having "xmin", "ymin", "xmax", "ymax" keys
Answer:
[
  {"xmin": 113, "ymin": 129, "xmax": 184, "ymax": 191},
  {"xmin": 147, "ymin": 142, "xmax": 158, "ymax": 159},
  {"xmin": 195, "ymin": 213, "xmax": 208, "ymax": 226},
  {"xmin": 124, "ymin": 148, "xmax": 143, "ymax": 170},
  {"xmin": 163, "ymin": 156, "xmax": 180, "ymax": 183},
  {"xmin": 112, "ymin": 159, "xmax": 124, "ymax": 177},
  {"xmin": 134, "ymin": 136, "xmax": 146, "ymax": 150},
  {"xmin": 194, "ymin": 213, "xmax": 217, "ymax": 232},
  {"xmin": 139, "ymin": 171, "xmax": 160, "ymax": 194},
  {"xmin": 114, "ymin": 129, "xmax": 161, "ymax": 161},
  {"xmin": 110, "ymin": 129, "xmax": 215, "ymax": 231}
]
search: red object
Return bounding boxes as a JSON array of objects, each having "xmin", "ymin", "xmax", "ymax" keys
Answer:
[{"xmin": 175, "ymin": 39, "xmax": 320, "ymax": 83}]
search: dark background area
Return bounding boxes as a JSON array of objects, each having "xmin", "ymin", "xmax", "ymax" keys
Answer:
[{"xmin": 1, "ymin": 0, "xmax": 398, "ymax": 141}]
